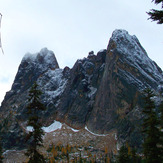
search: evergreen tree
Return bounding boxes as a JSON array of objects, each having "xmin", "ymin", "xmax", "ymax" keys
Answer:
[
  {"xmin": 0, "ymin": 140, "xmax": 3, "ymax": 163},
  {"xmin": 158, "ymin": 99, "xmax": 163, "ymax": 161},
  {"xmin": 159, "ymin": 99, "xmax": 163, "ymax": 130},
  {"xmin": 130, "ymin": 148, "xmax": 142, "ymax": 163},
  {"xmin": 116, "ymin": 144, "xmax": 131, "ymax": 163},
  {"xmin": 147, "ymin": 0, "xmax": 163, "ymax": 24},
  {"xmin": 142, "ymin": 88, "xmax": 162, "ymax": 163},
  {"xmin": 25, "ymin": 82, "xmax": 46, "ymax": 163}
]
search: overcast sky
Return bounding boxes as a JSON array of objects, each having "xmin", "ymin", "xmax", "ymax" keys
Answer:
[{"xmin": 0, "ymin": 0, "xmax": 163, "ymax": 104}]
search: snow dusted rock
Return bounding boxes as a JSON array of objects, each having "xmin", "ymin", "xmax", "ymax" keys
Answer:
[
  {"xmin": 38, "ymin": 69, "xmax": 67, "ymax": 103},
  {"xmin": 23, "ymin": 48, "xmax": 59, "ymax": 70},
  {"xmin": 109, "ymin": 29, "xmax": 163, "ymax": 88},
  {"xmin": 37, "ymin": 68, "xmax": 68, "ymax": 121},
  {"xmin": 56, "ymin": 49, "xmax": 106, "ymax": 128},
  {"xmin": 1, "ymin": 48, "xmax": 61, "ymax": 118},
  {"xmin": 4, "ymin": 48, "xmax": 59, "ymax": 101}
]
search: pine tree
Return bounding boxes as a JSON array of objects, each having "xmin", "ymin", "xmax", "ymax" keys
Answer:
[
  {"xmin": 0, "ymin": 140, "xmax": 3, "ymax": 163},
  {"xmin": 158, "ymin": 99, "xmax": 163, "ymax": 161},
  {"xmin": 25, "ymin": 82, "xmax": 46, "ymax": 163},
  {"xmin": 147, "ymin": 0, "xmax": 163, "ymax": 24},
  {"xmin": 159, "ymin": 99, "xmax": 163, "ymax": 130},
  {"xmin": 116, "ymin": 144, "xmax": 131, "ymax": 163},
  {"xmin": 130, "ymin": 148, "xmax": 142, "ymax": 163},
  {"xmin": 142, "ymin": 88, "xmax": 162, "ymax": 163}
]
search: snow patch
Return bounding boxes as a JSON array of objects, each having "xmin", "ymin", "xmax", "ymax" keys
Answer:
[
  {"xmin": 88, "ymin": 86, "xmax": 97, "ymax": 98},
  {"xmin": 116, "ymin": 143, "xmax": 120, "ymax": 151},
  {"xmin": 114, "ymin": 133, "xmax": 118, "ymax": 140},
  {"xmin": 88, "ymin": 53, "xmax": 94, "ymax": 57},
  {"xmin": 42, "ymin": 120, "xmax": 62, "ymax": 133},
  {"xmin": 3, "ymin": 150, "xmax": 17, "ymax": 155},
  {"xmin": 26, "ymin": 126, "xmax": 34, "ymax": 132},
  {"xmin": 85, "ymin": 126, "xmax": 108, "ymax": 136},
  {"xmin": 67, "ymin": 126, "xmax": 80, "ymax": 132},
  {"xmin": 26, "ymin": 120, "xmax": 62, "ymax": 133}
]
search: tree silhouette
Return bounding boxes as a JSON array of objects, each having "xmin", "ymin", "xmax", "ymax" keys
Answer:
[
  {"xmin": 116, "ymin": 144, "xmax": 131, "ymax": 163},
  {"xmin": 142, "ymin": 88, "xmax": 162, "ymax": 163},
  {"xmin": 147, "ymin": 0, "xmax": 163, "ymax": 24},
  {"xmin": 0, "ymin": 140, "xmax": 3, "ymax": 163},
  {"xmin": 25, "ymin": 82, "xmax": 46, "ymax": 163}
]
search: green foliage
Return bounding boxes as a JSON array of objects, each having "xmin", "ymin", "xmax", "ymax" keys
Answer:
[
  {"xmin": 152, "ymin": 0, "xmax": 163, "ymax": 4},
  {"xmin": 47, "ymin": 143, "xmax": 112, "ymax": 163},
  {"xmin": 130, "ymin": 148, "xmax": 142, "ymax": 163},
  {"xmin": 147, "ymin": 0, "xmax": 163, "ymax": 24},
  {"xmin": 25, "ymin": 82, "xmax": 46, "ymax": 163},
  {"xmin": 27, "ymin": 82, "xmax": 46, "ymax": 114},
  {"xmin": 159, "ymin": 100, "xmax": 163, "ymax": 129},
  {"xmin": 116, "ymin": 144, "xmax": 131, "ymax": 163},
  {"xmin": 0, "ymin": 140, "xmax": 3, "ymax": 163},
  {"xmin": 142, "ymin": 88, "xmax": 162, "ymax": 163},
  {"xmin": 47, "ymin": 143, "xmax": 143, "ymax": 163},
  {"xmin": 148, "ymin": 10, "xmax": 163, "ymax": 24},
  {"xmin": 158, "ymin": 99, "xmax": 163, "ymax": 161},
  {"xmin": 26, "ymin": 150, "xmax": 45, "ymax": 163},
  {"xmin": 115, "ymin": 144, "xmax": 142, "ymax": 163}
]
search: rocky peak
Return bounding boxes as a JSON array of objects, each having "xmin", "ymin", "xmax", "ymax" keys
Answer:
[
  {"xmin": 22, "ymin": 47, "xmax": 59, "ymax": 71},
  {"xmin": 4, "ymin": 48, "xmax": 59, "ymax": 102},
  {"xmin": 109, "ymin": 29, "xmax": 150, "ymax": 62},
  {"xmin": 107, "ymin": 29, "xmax": 163, "ymax": 89},
  {"xmin": 87, "ymin": 30, "xmax": 163, "ymax": 147}
]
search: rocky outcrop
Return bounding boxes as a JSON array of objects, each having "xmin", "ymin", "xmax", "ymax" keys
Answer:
[
  {"xmin": 0, "ymin": 29, "xmax": 163, "ymax": 150},
  {"xmin": 56, "ymin": 50, "xmax": 106, "ymax": 128}
]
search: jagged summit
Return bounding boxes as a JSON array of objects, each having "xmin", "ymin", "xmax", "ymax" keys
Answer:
[
  {"xmin": 108, "ymin": 29, "xmax": 163, "ymax": 88},
  {"xmin": 3, "ymin": 48, "xmax": 60, "ymax": 103},
  {"xmin": 22, "ymin": 47, "xmax": 59, "ymax": 70},
  {"xmin": 110, "ymin": 29, "xmax": 147, "ymax": 57}
]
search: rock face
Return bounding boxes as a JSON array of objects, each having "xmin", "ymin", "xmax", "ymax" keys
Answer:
[
  {"xmin": 56, "ymin": 50, "xmax": 106, "ymax": 128},
  {"xmin": 87, "ymin": 30, "xmax": 163, "ymax": 147},
  {"xmin": 87, "ymin": 30, "xmax": 163, "ymax": 129},
  {"xmin": 0, "ymin": 30, "xmax": 163, "ymax": 149}
]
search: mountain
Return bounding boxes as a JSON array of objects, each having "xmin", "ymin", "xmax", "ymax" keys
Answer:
[{"xmin": 0, "ymin": 29, "xmax": 163, "ymax": 150}]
